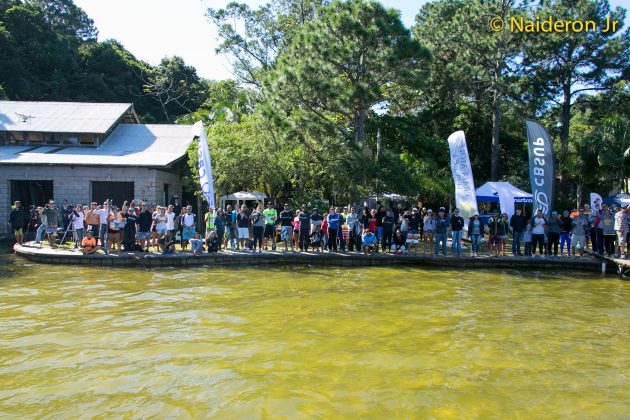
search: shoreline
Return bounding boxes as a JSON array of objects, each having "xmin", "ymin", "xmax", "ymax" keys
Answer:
[{"xmin": 13, "ymin": 242, "xmax": 611, "ymax": 272}]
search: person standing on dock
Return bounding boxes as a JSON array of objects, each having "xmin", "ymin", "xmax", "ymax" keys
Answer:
[
  {"xmin": 8, "ymin": 201, "xmax": 27, "ymax": 245},
  {"xmin": 435, "ymin": 207, "xmax": 449, "ymax": 257},
  {"xmin": 279, "ymin": 204, "xmax": 294, "ymax": 253},
  {"xmin": 450, "ymin": 208, "xmax": 464, "ymax": 257},
  {"xmin": 546, "ymin": 211, "xmax": 561, "ymax": 258},
  {"xmin": 122, "ymin": 207, "xmax": 137, "ymax": 251},
  {"xmin": 601, "ymin": 208, "xmax": 616, "ymax": 257},
  {"xmin": 559, "ymin": 210, "xmax": 573, "ymax": 257},
  {"xmin": 614, "ymin": 205, "xmax": 628, "ymax": 259},
  {"xmin": 263, "ymin": 202, "xmax": 278, "ymax": 251},
  {"xmin": 327, "ymin": 207, "xmax": 340, "ymax": 252},
  {"xmin": 531, "ymin": 209, "xmax": 547, "ymax": 258},
  {"xmin": 468, "ymin": 212, "xmax": 483, "ymax": 257},
  {"xmin": 509, "ymin": 208, "xmax": 526, "ymax": 256},
  {"xmin": 571, "ymin": 208, "xmax": 589, "ymax": 258}
]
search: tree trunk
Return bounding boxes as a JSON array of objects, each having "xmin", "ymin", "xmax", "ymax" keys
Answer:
[
  {"xmin": 355, "ymin": 99, "xmax": 366, "ymax": 145},
  {"xmin": 491, "ymin": 92, "xmax": 501, "ymax": 181},
  {"xmin": 160, "ymin": 100, "xmax": 170, "ymax": 123}
]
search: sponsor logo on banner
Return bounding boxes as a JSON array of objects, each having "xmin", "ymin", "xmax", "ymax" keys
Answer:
[
  {"xmin": 448, "ymin": 131, "xmax": 478, "ymax": 227},
  {"xmin": 526, "ymin": 120, "xmax": 555, "ymax": 218}
]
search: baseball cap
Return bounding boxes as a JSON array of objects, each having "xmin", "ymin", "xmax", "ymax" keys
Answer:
[
  {"xmin": 439, "ymin": 207, "xmax": 446, "ymax": 212},
  {"xmin": 412, "ymin": 207, "xmax": 418, "ymax": 211},
  {"xmin": 551, "ymin": 210, "xmax": 557, "ymax": 215},
  {"xmin": 427, "ymin": 209, "xmax": 433, "ymax": 213},
  {"xmin": 473, "ymin": 212, "xmax": 479, "ymax": 216}
]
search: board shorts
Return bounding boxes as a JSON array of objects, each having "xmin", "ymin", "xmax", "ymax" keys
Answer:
[
  {"xmin": 406, "ymin": 230, "xmax": 419, "ymax": 244},
  {"xmin": 156, "ymin": 228, "xmax": 167, "ymax": 235},
  {"xmin": 136, "ymin": 231, "xmax": 151, "ymax": 240},
  {"xmin": 13, "ymin": 227, "xmax": 23, "ymax": 235},
  {"xmin": 238, "ymin": 227, "xmax": 249, "ymax": 239},
  {"xmin": 281, "ymin": 226, "xmax": 292, "ymax": 241},
  {"xmin": 423, "ymin": 229, "xmax": 433, "ymax": 235},
  {"xmin": 264, "ymin": 225, "xmax": 275, "ymax": 238},
  {"xmin": 617, "ymin": 231, "xmax": 627, "ymax": 247},
  {"xmin": 46, "ymin": 227, "xmax": 57, "ymax": 235},
  {"xmin": 571, "ymin": 234, "xmax": 586, "ymax": 249},
  {"xmin": 183, "ymin": 227, "xmax": 195, "ymax": 240}
]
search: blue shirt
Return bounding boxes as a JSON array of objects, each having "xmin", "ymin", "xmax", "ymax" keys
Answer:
[
  {"xmin": 327, "ymin": 213, "xmax": 340, "ymax": 230},
  {"xmin": 362, "ymin": 233, "xmax": 376, "ymax": 245}
]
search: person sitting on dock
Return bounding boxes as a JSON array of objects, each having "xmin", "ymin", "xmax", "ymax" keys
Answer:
[
  {"xmin": 362, "ymin": 229, "xmax": 377, "ymax": 255},
  {"xmin": 391, "ymin": 229, "xmax": 407, "ymax": 254},
  {"xmin": 159, "ymin": 230, "xmax": 177, "ymax": 255},
  {"xmin": 79, "ymin": 231, "xmax": 100, "ymax": 255},
  {"xmin": 206, "ymin": 231, "xmax": 219, "ymax": 253}
]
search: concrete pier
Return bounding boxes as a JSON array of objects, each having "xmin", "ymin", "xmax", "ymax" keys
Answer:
[{"xmin": 13, "ymin": 242, "xmax": 609, "ymax": 272}]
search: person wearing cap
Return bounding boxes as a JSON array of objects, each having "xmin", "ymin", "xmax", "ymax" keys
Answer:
[
  {"xmin": 467, "ymin": 212, "xmax": 483, "ymax": 257},
  {"xmin": 559, "ymin": 210, "xmax": 573, "ymax": 257},
  {"xmin": 571, "ymin": 208, "xmax": 588, "ymax": 257},
  {"xmin": 8, "ymin": 201, "xmax": 27, "ymax": 245},
  {"xmin": 279, "ymin": 204, "xmax": 294, "ymax": 252},
  {"xmin": 614, "ymin": 205, "xmax": 629, "ymax": 258},
  {"xmin": 79, "ymin": 230, "xmax": 101, "ymax": 255},
  {"xmin": 546, "ymin": 211, "xmax": 561, "ymax": 257},
  {"xmin": 327, "ymin": 207, "xmax": 340, "ymax": 252},
  {"xmin": 136, "ymin": 203, "xmax": 153, "ymax": 252},
  {"xmin": 375, "ymin": 205, "xmax": 387, "ymax": 245},
  {"xmin": 422, "ymin": 209, "xmax": 435, "ymax": 255},
  {"xmin": 450, "ymin": 208, "xmax": 465, "ymax": 257},
  {"xmin": 122, "ymin": 206, "xmax": 138, "ymax": 251},
  {"xmin": 509, "ymin": 208, "xmax": 527, "ymax": 256},
  {"xmin": 250, "ymin": 204, "xmax": 265, "ymax": 253},
  {"xmin": 404, "ymin": 207, "xmax": 422, "ymax": 255},
  {"xmin": 361, "ymin": 228, "xmax": 377, "ymax": 255},
  {"xmin": 36, "ymin": 201, "xmax": 60, "ymax": 247},
  {"xmin": 434, "ymin": 207, "xmax": 449, "ymax": 257},
  {"xmin": 346, "ymin": 206, "xmax": 362, "ymax": 252}
]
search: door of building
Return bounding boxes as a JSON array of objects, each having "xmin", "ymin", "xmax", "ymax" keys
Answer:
[{"xmin": 10, "ymin": 180, "xmax": 54, "ymax": 209}]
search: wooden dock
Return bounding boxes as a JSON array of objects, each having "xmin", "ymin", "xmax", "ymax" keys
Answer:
[
  {"xmin": 587, "ymin": 251, "xmax": 630, "ymax": 278},
  {"xmin": 13, "ymin": 242, "xmax": 614, "ymax": 273}
]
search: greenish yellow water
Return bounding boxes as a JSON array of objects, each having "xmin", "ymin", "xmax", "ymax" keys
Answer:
[{"xmin": 0, "ymin": 256, "xmax": 628, "ymax": 418}]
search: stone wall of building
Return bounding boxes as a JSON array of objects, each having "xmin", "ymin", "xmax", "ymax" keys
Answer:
[{"xmin": 0, "ymin": 165, "xmax": 183, "ymax": 236}]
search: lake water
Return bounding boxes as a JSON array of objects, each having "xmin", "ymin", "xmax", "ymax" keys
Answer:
[{"xmin": 0, "ymin": 253, "xmax": 628, "ymax": 418}]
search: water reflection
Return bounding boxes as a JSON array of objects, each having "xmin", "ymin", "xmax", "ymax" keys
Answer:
[{"xmin": 0, "ymin": 253, "xmax": 628, "ymax": 418}]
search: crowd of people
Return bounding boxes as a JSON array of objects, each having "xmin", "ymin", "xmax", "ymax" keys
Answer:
[{"xmin": 7, "ymin": 195, "xmax": 630, "ymax": 260}]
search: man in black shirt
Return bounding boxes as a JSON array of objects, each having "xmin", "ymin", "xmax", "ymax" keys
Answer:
[
  {"xmin": 406, "ymin": 207, "xmax": 422, "ymax": 254},
  {"xmin": 450, "ymin": 208, "xmax": 465, "ymax": 256},
  {"xmin": 137, "ymin": 203, "xmax": 153, "ymax": 252},
  {"xmin": 236, "ymin": 205, "xmax": 250, "ymax": 251},
  {"xmin": 509, "ymin": 208, "xmax": 527, "ymax": 256},
  {"xmin": 382, "ymin": 210, "xmax": 395, "ymax": 252},
  {"xmin": 123, "ymin": 207, "xmax": 138, "ymax": 251},
  {"xmin": 298, "ymin": 208, "xmax": 311, "ymax": 251},
  {"xmin": 279, "ymin": 203, "xmax": 294, "ymax": 252}
]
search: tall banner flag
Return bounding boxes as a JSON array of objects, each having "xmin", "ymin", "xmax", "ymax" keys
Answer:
[
  {"xmin": 448, "ymin": 131, "xmax": 478, "ymax": 227},
  {"xmin": 192, "ymin": 121, "xmax": 216, "ymax": 209},
  {"xmin": 526, "ymin": 119, "xmax": 555, "ymax": 218},
  {"xmin": 590, "ymin": 192, "xmax": 603, "ymax": 211}
]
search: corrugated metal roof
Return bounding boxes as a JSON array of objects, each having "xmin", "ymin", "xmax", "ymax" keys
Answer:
[
  {"xmin": 0, "ymin": 124, "xmax": 194, "ymax": 167},
  {"xmin": 0, "ymin": 101, "xmax": 132, "ymax": 133}
]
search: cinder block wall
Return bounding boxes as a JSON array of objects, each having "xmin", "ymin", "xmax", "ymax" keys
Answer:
[{"xmin": 0, "ymin": 166, "xmax": 183, "ymax": 236}]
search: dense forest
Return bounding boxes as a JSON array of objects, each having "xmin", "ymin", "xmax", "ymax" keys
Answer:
[{"xmin": 1, "ymin": 0, "xmax": 629, "ymax": 209}]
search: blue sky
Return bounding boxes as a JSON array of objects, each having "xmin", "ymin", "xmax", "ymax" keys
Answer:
[{"xmin": 74, "ymin": 0, "xmax": 628, "ymax": 81}]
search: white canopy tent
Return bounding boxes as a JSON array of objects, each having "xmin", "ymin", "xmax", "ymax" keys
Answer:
[
  {"xmin": 219, "ymin": 191, "xmax": 267, "ymax": 209},
  {"xmin": 475, "ymin": 182, "xmax": 533, "ymax": 218}
]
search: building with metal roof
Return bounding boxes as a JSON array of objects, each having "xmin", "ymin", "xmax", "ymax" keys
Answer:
[{"xmin": 0, "ymin": 101, "xmax": 197, "ymax": 236}]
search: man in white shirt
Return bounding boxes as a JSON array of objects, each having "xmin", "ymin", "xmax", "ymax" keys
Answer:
[{"xmin": 531, "ymin": 209, "xmax": 546, "ymax": 257}]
